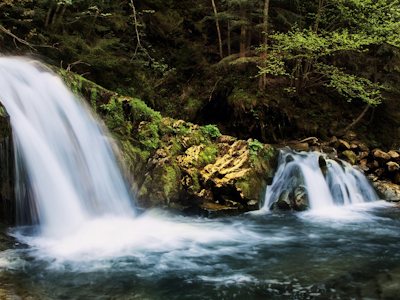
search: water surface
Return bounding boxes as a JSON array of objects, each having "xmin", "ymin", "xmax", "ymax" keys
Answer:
[{"xmin": 1, "ymin": 202, "xmax": 399, "ymax": 299}]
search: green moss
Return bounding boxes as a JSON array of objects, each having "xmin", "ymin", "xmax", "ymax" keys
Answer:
[
  {"xmin": 190, "ymin": 171, "xmax": 201, "ymax": 193},
  {"xmin": 197, "ymin": 144, "xmax": 219, "ymax": 167},
  {"xmin": 100, "ymin": 98, "xmax": 125, "ymax": 130},
  {"xmin": 90, "ymin": 88, "xmax": 98, "ymax": 113}
]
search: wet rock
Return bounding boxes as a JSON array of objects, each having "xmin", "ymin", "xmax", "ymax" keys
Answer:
[
  {"xmin": 293, "ymin": 187, "xmax": 309, "ymax": 211},
  {"xmin": 318, "ymin": 155, "xmax": 328, "ymax": 177},
  {"xmin": 371, "ymin": 180, "xmax": 400, "ymax": 201},
  {"xmin": 287, "ymin": 142, "xmax": 309, "ymax": 152},
  {"xmin": 375, "ymin": 268, "xmax": 400, "ymax": 299},
  {"xmin": 340, "ymin": 150, "xmax": 357, "ymax": 165},
  {"xmin": 276, "ymin": 190, "xmax": 292, "ymax": 210},
  {"xmin": 387, "ymin": 161, "xmax": 400, "ymax": 172}
]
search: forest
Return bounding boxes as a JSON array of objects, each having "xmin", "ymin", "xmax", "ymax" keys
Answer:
[{"xmin": 1, "ymin": 0, "xmax": 400, "ymax": 148}]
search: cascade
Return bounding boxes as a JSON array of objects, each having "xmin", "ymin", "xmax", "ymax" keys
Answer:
[
  {"xmin": 263, "ymin": 148, "xmax": 378, "ymax": 211},
  {"xmin": 0, "ymin": 57, "xmax": 136, "ymax": 235}
]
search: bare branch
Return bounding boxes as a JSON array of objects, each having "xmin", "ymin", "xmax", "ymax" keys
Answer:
[
  {"xmin": 0, "ymin": 25, "xmax": 55, "ymax": 50},
  {"xmin": 129, "ymin": 0, "xmax": 152, "ymax": 61}
]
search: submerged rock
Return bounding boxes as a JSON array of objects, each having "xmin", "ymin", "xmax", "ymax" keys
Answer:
[{"xmin": 293, "ymin": 187, "xmax": 309, "ymax": 211}]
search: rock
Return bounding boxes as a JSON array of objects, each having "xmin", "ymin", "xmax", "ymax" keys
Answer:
[
  {"xmin": 373, "ymin": 160, "xmax": 380, "ymax": 168},
  {"xmin": 276, "ymin": 190, "xmax": 292, "ymax": 210},
  {"xmin": 357, "ymin": 164, "xmax": 369, "ymax": 172},
  {"xmin": 372, "ymin": 180, "xmax": 400, "ymax": 201},
  {"xmin": 343, "ymin": 130, "xmax": 357, "ymax": 141},
  {"xmin": 357, "ymin": 142, "xmax": 370, "ymax": 153},
  {"xmin": 329, "ymin": 136, "xmax": 338, "ymax": 146},
  {"xmin": 394, "ymin": 173, "xmax": 400, "ymax": 184},
  {"xmin": 337, "ymin": 139, "xmax": 350, "ymax": 150},
  {"xmin": 340, "ymin": 150, "xmax": 357, "ymax": 165},
  {"xmin": 373, "ymin": 149, "xmax": 391, "ymax": 161},
  {"xmin": 287, "ymin": 142, "xmax": 309, "ymax": 152},
  {"xmin": 217, "ymin": 135, "xmax": 236, "ymax": 145},
  {"xmin": 358, "ymin": 151, "xmax": 369, "ymax": 160},
  {"xmin": 387, "ymin": 161, "xmax": 400, "ymax": 172},
  {"xmin": 293, "ymin": 187, "xmax": 309, "ymax": 211},
  {"xmin": 388, "ymin": 150, "xmax": 400, "ymax": 159},
  {"xmin": 374, "ymin": 168, "xmax": 385, "ymax": 177},
  {"xmin": 318, "ymin": 155, "xmax": 328, "ymax": 176}
]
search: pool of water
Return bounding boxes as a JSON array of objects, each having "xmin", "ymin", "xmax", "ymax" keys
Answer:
[{"xmin": 0, "ymin": 202, "xmax": 399, "ymax": 299}]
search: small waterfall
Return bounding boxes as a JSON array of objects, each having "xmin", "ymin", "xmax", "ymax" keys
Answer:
[
  {"xmin": 263, "ymin": 148, "xmax": 378, "ymax": 211},
  {"xmin": 0, "ymin": 57, "xmax": 136, "ymax": 235}
]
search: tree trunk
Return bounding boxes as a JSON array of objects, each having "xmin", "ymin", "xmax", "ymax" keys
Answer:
[
  {"xmin": 44, "ymin": 7, "xmax": 52, "ymax": 28},
  {"xmin": 258, "ymin": 0, "xmax": 270, "ymax": 90},
  {"xmin": 211, "ymin": 0, "xmax": 223, "ymax": 59},
  {"xmin": 239, "ymin": 9, "xmax": 247, "ymax": 58},
  {"xmin": 51, "ymin": 5, "xmax": 60, "ymax": 25},
  {"xmin": 228, "ymin": 20, "xmax": 231, "ymax": 56}
]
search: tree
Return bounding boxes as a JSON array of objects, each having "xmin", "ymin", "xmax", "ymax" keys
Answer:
[{"xmin": 258, "ymin": 0, "xmax": 400, "ymax": 132}]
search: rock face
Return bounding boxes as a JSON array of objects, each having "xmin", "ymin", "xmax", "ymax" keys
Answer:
[
  {"xmin": 78, "ymin": 76, "xmax": 280, "ymax": 216},
  {"xmin": 0, "ymin": 112, "xmax": 14, "ymax": 224}
]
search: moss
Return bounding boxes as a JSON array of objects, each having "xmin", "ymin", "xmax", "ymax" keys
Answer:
[
  {"xmin": 100, "ymin": 98, "xmax": 125, "ymax": 130},
  {"xmin": 190, "ymin": 171, "xmax": 201, "ymax": 193},
  {"xmin": 197, "ymin": 144, "xmax": 219, "ymax": 167}
]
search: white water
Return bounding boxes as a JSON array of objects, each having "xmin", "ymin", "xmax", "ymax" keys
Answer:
[
  {"xmin": 0, "ymin": 57, "xmax": 135, "ymax": 236},
  {"xmin": 262, "ymin": 148, "xmax": 378, "ymax": 211}
]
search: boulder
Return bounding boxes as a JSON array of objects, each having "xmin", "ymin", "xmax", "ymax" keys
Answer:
[
  {"xmin": 387, "ymin": 161, "xmax": 400, "ymax": 172},
  {"xmin": 343, "ymin": 131, "xmax": 357, "ymax": 141},
  {"xmin": 371, "ymin": 180, "xmax": 400, "ymax": 201},
  {"xmin": 340, "ymin": 150, "xmax": 357, "ymax": 165},
  {"xmin": 293, "ymin": 187, "xmax": 309, "ymax": 211},
  {"xmin": 373, "ymin": 149, "xmax": 391, "ymax": 161},
  {"xmin": 388, "ymin": 150, "xmax": 400, "ymax": 159},
  {"xmin": 275, "ymin": 190, "xmax": 292, "ymax": 210}
]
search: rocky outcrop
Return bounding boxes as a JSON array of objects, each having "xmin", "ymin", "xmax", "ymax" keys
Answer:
[
  {"xmin": 54, "ymin": 70, "xmax": 278, "ymax": 216},
  {"xmin": 280, "ymin": 131, "xmax": 400, "ymax": 202}
]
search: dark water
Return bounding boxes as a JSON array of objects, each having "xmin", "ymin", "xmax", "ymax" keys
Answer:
[{"xmin": 0, "ymin": 203, "xmax": 399, "ymax": 300}]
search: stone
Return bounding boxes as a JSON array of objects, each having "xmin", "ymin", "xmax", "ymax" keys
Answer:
[
  {"xmin": 329, "ymin": 136, "xmax": 338, "ymax": 146},
  {"xmin": 372, "ymin": 180, "xmax": 400, "ymax": 201},
  {"xmin": 358, "ymin": 151, "xmax": 369, "ymax": 160},
  {"xmin": 337, "ymin": 139, "xmax": 350, "ymax": 150},
  {"xmin": 374, "ymin": 168, "xmax": 385, "ymax": 177},
  {"xmin": 293, "ymin": 187, "xmax": 309, "ymax": 211},
  {"xmin": 217, "ymin": 135, "xmax": 236, "ymax": 145},
  {"xmin": 318, "ymin": 155, "xmax": 328, "ymax": 176},
  {"xmin": 343, "ymin": 130, "xmax": 357, "ymax": 141},
  {"xmin": 340, "ymin": 150, "xmax": 357, "ymax": 165},
  {"xmin": 388, "ymin": 150, "xmax": 400, "ymax": 159},
  {"xmin": 288, "ymin": 142, "xmax": 309, "ymax": 152},
  {"xmin": 387, "ymin": 161, "xmax": 400, "ymax": 172},
  {"xmin": 357, "ymin": 142, "xmax": 370, "ymax": 153},
  {"xmin": 374, "ymin": 149, "xmax": 391, "ymax": 161},
  {"xmin": 276, "ymin": 190, "xmax": 292, "ymax": 210},
  {"xmin": 394, "ymin": 173, "xmax": 400, "ymax": 184}
]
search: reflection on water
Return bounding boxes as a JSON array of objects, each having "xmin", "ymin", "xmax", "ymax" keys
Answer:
[{"xmin": 0, "ymin": 202, "xmax": 400, "ymax": 299}]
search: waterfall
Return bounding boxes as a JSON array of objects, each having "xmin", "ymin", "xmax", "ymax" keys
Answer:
[
  {"xmin": 0, "ymin": 57, "xmax": 136, "ymax": 235},
  {"xmin": 263, "ymin": 148, "xmax": 378, "ymax": 211}
]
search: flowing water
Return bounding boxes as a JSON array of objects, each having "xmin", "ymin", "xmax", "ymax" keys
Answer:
[{"xmin": 0, "ymin": 58, "xmax": 399, "ymax": 299}]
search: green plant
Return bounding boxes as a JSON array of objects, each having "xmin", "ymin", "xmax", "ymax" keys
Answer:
[{"xmin": 202, "ymin": 124, "xmax": 221, "ymax": 139}]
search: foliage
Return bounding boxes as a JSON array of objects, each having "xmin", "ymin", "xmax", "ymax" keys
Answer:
[{"xmin": 202, "ymin": 124, "xmax": 221, "ymax": 139}]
